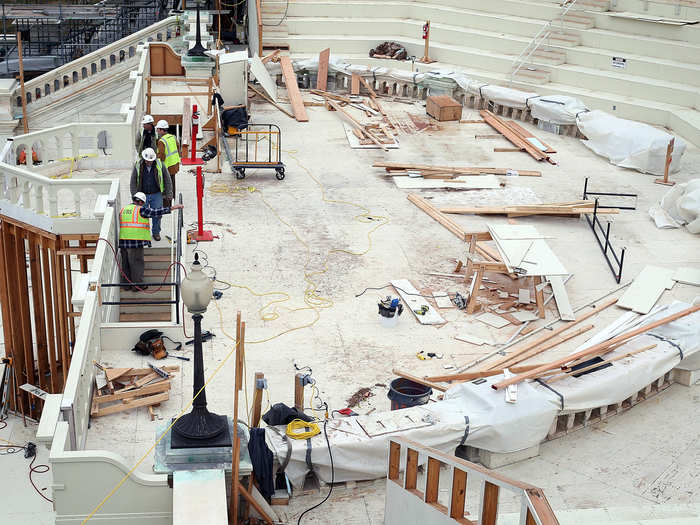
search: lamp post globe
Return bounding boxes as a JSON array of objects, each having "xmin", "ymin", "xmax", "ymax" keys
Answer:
[{"xmin": 171, "ymin": 254, "xmax": 229, "ymax": 446}]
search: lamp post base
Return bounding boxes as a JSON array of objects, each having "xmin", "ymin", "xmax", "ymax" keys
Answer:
[{"xmin": 171, "ymin": 409, "xmax": 231, "ymax": 449}]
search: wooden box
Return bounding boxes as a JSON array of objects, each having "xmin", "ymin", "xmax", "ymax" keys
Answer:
[{"xmin": 426, "ymin": 95, "xmax": 462, "ymax": 121}]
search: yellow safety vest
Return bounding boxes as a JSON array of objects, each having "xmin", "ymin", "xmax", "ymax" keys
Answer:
[
  {"xmin": 159, "ymin": 133, "xmax": 180, "ymax": 169},
  {"xmin": 119, "ymin": 204, "xmax": 151, "ymax": 240},
  {"xmin": 136, "ymin": 159, "xmax": 165, "ymax": 192}
]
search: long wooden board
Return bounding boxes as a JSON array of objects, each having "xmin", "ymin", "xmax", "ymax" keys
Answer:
[
  {"xmin": 279, "ymin": 56, "xmax": 309, "ymax": 122},
  {"xmin": 317, "ymin": 48, "xmax": 330, "ymax": 91},
  {"xmin": 93, "ymin": 391, "xmax": 169, "ymax": 417},
  {"xmin": 391, "ymin": 279, "xmax": 446, "ymax": 325},
  {"xmin": 374, "ymin": 162, "xmax": 541, "ymax": 177}
]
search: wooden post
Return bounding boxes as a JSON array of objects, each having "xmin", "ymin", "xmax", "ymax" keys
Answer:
[
  {"xmin": 481, "ymin": 481, "xmax": 500, "ymax": 525},
  {"xmin": 417, "ymin": 21, "xmax": 436, "ymax": 64},
  {"xmin": 405, "ymin": 448, "xmax": 418, "ymax": 489},
  {"xmin": 251, "ymin": 372, "xmax": 264, "ymax": 428},
  {"xmin": 450, "ymin": 468, "xmax": 468, "ymax": 520},
  {"xmin": 256, "ymin": 0, "xmax": 263, "ymax": 57},
  {"xmin": 294, "ymin": 372, "xmax": 305, "ymax": 410},
  {"xmin": 317, "ymin": 48, "xmax": 330, "ymax": 91},
  {"xmin": 230, "ymin": 312, "xmax": 242, "ymax": 524},
  {"xmin": 388, "ymin": 441, "xmax": 401, "ymax": 481},
  {"xmin": 17, "ymin": 32, "xmax": 28, "ymax": 134},
  {"xmin": 425, "ymin": 457, "xmax": 440, "ymax": 503},
  {"xmin": 654, "ymin": 137, "xmax": 675, "ymax": 186},
  {"xmin": 466, "ymin": 266, "xmax": 484, "ymax": 314}
]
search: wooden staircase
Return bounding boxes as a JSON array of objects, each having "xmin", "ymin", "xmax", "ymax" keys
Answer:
[
  {"xmin": 119, "ymin": 247, "xmax": 174, "ymax": 323},
  {"xmin": 260, "ymin": 0, "xmax": 290, "ymax": 51}
]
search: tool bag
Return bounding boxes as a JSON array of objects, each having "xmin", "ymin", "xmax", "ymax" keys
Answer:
[{"xmin": 131, "ymin": 330, "xmax": 171, "ymax": 360}]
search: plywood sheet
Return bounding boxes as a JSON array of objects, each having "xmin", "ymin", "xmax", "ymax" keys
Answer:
[
  {"xmin": 249, "ymin": 54, "xmax": 277, "ymax": 102},
  {"xmin": 317, "ymin": 48, "xmax": 330, "ymax": 91},
  {"xmin": 391, "ymin": 279, "xmax": 446, "ymax": 325},
  {"xmin": 393, "ymin": 175, "xmax": 501, "ymax": 190},
  {"xmin": 672, "ymin": 267, "xmax": 700, "ymax": 286},
  {"xmin": 511, "ymin": 311, "xmax": 539, "ymax": 322},
  {"xmin": 476, "ymin": 312, "xmax": 510, "ymax": 329},
  {"xmin": 279, "ymin": 55, "xmax": 308, "ymax": 122},
  {"xmin": 488, "ymin": 225, "xmax": 545, "ymax": 240},
  {"xmin": 433, "ymin": 291, "xmax": 454, "ymax": 309},
  {"xmin": 547, "ymin": 275, "xmax": 575, "ymax": 321},
  {"xmin": 618, "ymin": 265, "xmax": 676, "ymax": 314}
]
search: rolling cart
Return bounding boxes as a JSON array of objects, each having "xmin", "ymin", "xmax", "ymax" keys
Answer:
[{"xmin": 224, "ymin": 123, "xmax": 285, "ymax": 180}]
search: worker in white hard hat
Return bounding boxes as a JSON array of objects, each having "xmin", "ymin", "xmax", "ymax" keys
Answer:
[
  {"xmin": 155, "ymin": 119, "xmax": 181, "ymax": 205},
  {"xmin": 129, "ymin": 147, "xmax": 173, "ymax": 242},
  {"xmin": 135, "ymin": 114, "xmax": 156, "ymax": 155},
  {"xmin": 119, "ymin": 191, "xmax": 183, "ymax": 291}
]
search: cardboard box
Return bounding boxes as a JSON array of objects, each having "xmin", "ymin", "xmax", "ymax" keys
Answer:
[{"xmin": 426, "ymin": 95, "xmax": 462, "ymax": 121}]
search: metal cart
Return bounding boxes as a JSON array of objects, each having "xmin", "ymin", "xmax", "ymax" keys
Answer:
[{"xmin": 225, "ymin": 123, "xmax": 285, "ymax": 180}]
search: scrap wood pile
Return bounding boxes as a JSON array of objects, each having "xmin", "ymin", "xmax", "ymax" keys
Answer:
[
  {"xmin": 481, "ymin": 109, "xmax": 557, "ymax": 164},
  {"xmin": 91, "ymin": 362, "xmax": 178, "ymax": 420}
]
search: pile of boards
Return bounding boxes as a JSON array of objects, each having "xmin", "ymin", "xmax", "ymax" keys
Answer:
[
  {"xmin": 481, "ymin": 109, "xmax": 557, "ymax": 164},
  {"xmin": 91, "ymin": 363, "xmax": 178, "ymax": 420}
]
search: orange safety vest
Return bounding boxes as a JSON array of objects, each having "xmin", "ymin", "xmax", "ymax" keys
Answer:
[{"xmin": 119, "ymin": 204, "xmax": 151, "ymax": 240}]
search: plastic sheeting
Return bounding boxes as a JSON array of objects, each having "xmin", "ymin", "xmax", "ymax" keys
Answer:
[
  {"xmin": 529, "ymin": 95, "xmax": 589, "ymax": 126},
  {"xmin": 649, "ymin": 178, "xmax": 700, "ymax": 234},
  {"xmin": 266, "ymin": 303, "xmax": 700, "ymax": 488},
  {"xmin": 577, "ymin": 110, "xmax": 686, "ymax": 175},
  {"xmin": 479, "ymin": 85, "xmax": 539, "ymax": 110}
]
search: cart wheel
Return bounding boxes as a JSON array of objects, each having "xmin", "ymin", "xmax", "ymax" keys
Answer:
[
  {"xmin": 235, "ymin": 169, "xmax": 245, "ymax": 180},
  {"xmin": 275, "ymin": 167, "xmax": 285, "ymax": 180}
]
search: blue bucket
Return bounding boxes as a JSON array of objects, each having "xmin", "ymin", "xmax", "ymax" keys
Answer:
[{"xmin": 387, "ymin": 378, "xmax": 432, "ymax": 411}]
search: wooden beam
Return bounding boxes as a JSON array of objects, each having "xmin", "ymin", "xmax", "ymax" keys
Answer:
[
  {"xmin": 424, "ymin": 364, "xmax": 544, "ymax": 383},
  {"xmin": 425, "ymin": 457, "xmax": 440, "ymax": 503},
  {"xmin": 350, "ymin": 73, "xmax": 360, "ymax": 95},
  {"xmin": 391, "ymin": 369, "xmax": 445, "ymax": 392},
  {"xmin": 316, "ymin": 48, "xmax": 330, "ymax": 91},
  {"xmin": 294, "ymin": 372, "xmax": 305, "ymax": 410},
  {"xmin": 405, "ymin": 448, "xmax": 418, "ymax": 489},
  {"xmin": 279, "ymin": 56, "xmax": 309, "ymax": 122},
  {"xmin": 492, "ymin": 303, "xmax": 700, "ymax": 390},
  {"xmin": 374, "ymin": 162, "xmax": 541, "ymax": 177},
  {"xmin": 93, "ymin": 391, "xmax": 169, "ymax": 417},
  {"xmin": 251, "ymin": 372, "xmax": 264, "ymax": 428},
  {"xmin": 439, "ymin": 205, "xmax": 618, "ymax": 216},
  {"xmin": 28, "ymin": 234, "xmax": 50, "ymax": 393},
  {"xmin": 481, "ymin": 481, "xmax": 500, "ymax": 525},
  {"xmin": 17, "ymin": 32, "xmax": 28, "ymax": 134},
  {"xmin": 261, "ymin": 49, "xmax": 281, "ymax": 64},
  {"xmin": 40, "ymin": 241, "xmax": 59, "ymax": 393},
  {"xmin": 94, "ymin": 380, "xmax": 171, "ymax": 403},
  {"xmin": 450, "ymin": 468, "xmax": 467, "ymax": 520},
  {"xmin": 248, "ymin": 83, "xmax": 295, "ymax": 119},
  {"xmin": 12, "ymin": 225, "xmax": 35, "ymax": 417},
  {"xmin": 388, "ymin": 441, "xmax": 401, "ymax": 481}
]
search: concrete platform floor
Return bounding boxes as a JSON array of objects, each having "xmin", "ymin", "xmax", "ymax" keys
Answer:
[{"xmin": 9, "ymin": 96, "xmax": 700, "ymax": 524}]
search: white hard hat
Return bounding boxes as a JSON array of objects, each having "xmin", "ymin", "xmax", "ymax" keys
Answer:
[
  {"xmin": 133, "ymin": 192, "xmax": 147, "ymax": 203},
  {"xmin": 156, "ymin": 119, "xmax": 169, "ymax": 129},
  {"xmin": 141, "ymin": 114, "xmax": 154, "ymax": 125},
  {"xmin": 141, "ymin": 148, "xmax": 157, "ymax": 161}
]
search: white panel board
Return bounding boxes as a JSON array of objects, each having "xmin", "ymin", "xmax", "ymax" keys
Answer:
[
  {"xmin": 547, "ymin": 275, "xmax": 575, "ymax": 321},
  {"xmin": 248, "ymin": 54, "xmax": 276, "ymax": 102},
  {"xmin": 393, "ymin": 175, "xmax": 501, "ymax": 189},
  {"xmin": 174, "ymin": 469, "xmax": 228, "ymax": 525},
  {"xmin": 618, "ymin": 266, "xmax": 676, "ymax": 314},
  {"xmin": 455, "ymin": 334, "xmax": 494, "ymax": 345},
  {"xmin": 432, "ymin": 291, "xmax": 454, "ymax": 309},
  {"xmin": 488, "ymin": 224, "xmax": 545, "ymax": 239},
  {"xmin": 476, "ymin": 312, "xmax": 510, "ymax": 328},
  {"xmin": 672, "ymin": 267, "xmax": 700, "ymax": 286},
  {"xmin": 391, "ymin": 279, "xmax": 446, "ymax": 325},
  {"xmin": 219, "ymin": 51, "xmax": 249, "ymax": 106}
]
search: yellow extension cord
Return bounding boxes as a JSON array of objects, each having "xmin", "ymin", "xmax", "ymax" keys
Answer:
[
  {"xmin": 285, "ymin": 419, "xmax": 321, "ymax": 440},
  {"xmin": 82, "ymin": 146, "xmax": 387, "ymax": 524}
]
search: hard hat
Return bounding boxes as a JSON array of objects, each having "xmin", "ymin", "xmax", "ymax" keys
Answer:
[
  {"xmin": 156, "ymin": 119, "xmax": 169, "ymax": 129},
  {"xmin": 141, "ymin": 148, "xmax": 157, "ymax": 161},
  {"xmin": 133, "ymin": 192, "xmax": 147, "ymax": 203},
  {"xmin": 141, "ymin": 114, "xmax": 154, "ymax": 125}
]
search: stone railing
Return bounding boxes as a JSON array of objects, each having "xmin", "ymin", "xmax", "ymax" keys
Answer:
[{"xmin": 12, "ymin": 15, "xmax": 181, "ymax": 113}]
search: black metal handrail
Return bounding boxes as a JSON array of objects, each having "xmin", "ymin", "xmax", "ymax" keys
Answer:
[{"xmin": 586, "ymin": 199, "xmax": 626, "ymax": 284}]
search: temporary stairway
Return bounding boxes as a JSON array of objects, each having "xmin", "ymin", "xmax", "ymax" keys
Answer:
[{"xmin": 118, "ymin": 246, "xmax": 175, "ymax": 323}]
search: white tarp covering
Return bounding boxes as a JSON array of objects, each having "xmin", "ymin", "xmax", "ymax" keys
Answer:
[
  {"xmin": 529, "ymin": 95, "xmax": 588, "ymax": 125},
  {"xmin": 479, "ymin": 85, "xmax": 539, "ymax": 109},
  {"xmin": 267, "ymin": 303, "xmax": 700, "ymax": 488},
  {"xmin": 577, "ymin": 110, "xmax": 686, "ymax": 175},
  {"xmin": 649, "ymin": 178, "xmax": 700, "ymax": 234}
]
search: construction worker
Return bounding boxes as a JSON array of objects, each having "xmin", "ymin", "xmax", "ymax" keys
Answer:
[
  {"xmin": 135, "ymin": 114, "xmax": 156, "ymax": 155},
  {"xmin": 119, "ymin": 192, "xmax": 183, "ymax": 291},
  {"xmin": 156, "ymin": 119, "xmax": 181, "ymax": 205},
  {"xmin": 130, "ymin": 147, "xmax": 173, "ymax": 242}
]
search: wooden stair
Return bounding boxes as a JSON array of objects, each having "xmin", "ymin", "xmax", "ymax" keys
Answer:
[
  {"xmin": 119, "ymin": 247, "xmax": 174, "ymax": 323},
  {"xmin": 260, "ymin": 0, "xmax": 290, "ymax": 51}
]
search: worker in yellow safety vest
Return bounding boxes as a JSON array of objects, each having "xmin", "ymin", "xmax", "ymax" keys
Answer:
[
  {"xmin": 156, "ymin": 119, "xmax": 181, "ymax": 205},
  {"xmin": 119, "ymin": 191, "xmax": 183, "ymax": 291},
  {"xmin": 130, "ymin": 147, "xmax": 173, "ymax": 241}
]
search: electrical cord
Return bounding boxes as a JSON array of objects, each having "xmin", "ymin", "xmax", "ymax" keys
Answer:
[
  {"xmin": 262, "ymin": 0, "xmax": 289, "ymax": 26},
  {"xmin": 296, "ymin": 417, "xmax": 334, "ymax": 525},
  {"xmin": 355, "ymin": 284, "xmax": 437, "ymax": 299},
  {"xmin": 0, "ymin": 441, "xmax": 52, "ymax": 502}
]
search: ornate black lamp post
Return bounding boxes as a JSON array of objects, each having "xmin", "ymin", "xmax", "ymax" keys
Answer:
[
  {"xmin": 187, "ymin": 2, "xmax": 208, "ymax": 57},
  {"xmin": 171, "ymin": 254, "xmax": 230, "ymax": 448}
]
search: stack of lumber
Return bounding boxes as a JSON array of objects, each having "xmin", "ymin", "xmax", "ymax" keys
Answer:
[
  {"xmin": 91, "ymin": 364, "xmax": 178, "ymax": 419},
  {"xmin": 439, "ymin": 200, "xmax": 619, "ymax": 217},
  {"xmin": 480, "ymin": 110, "xmax": 557, "ymax": 164},
  {"xmin": 374, "ymin": 161, "xmax": 541, "ymax": 178}
]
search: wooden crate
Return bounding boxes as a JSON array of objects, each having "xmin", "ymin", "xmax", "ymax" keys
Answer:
[{"xmin": 426, "ymin": 95, "xmax": 462, "ymax": 121}]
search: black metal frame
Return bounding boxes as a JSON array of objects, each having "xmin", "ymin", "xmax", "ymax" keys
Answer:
[
  {"xmin": 585, "ymin": 199, "xmax": 626, "ymax": 284},
  {"xmin": 582, "ymin": 177, "xmax": 638, "ymax": 210}
]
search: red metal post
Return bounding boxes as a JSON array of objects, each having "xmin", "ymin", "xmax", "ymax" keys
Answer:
[
  {"xmin": 182, "ymin": 104, "xmax": 204, "ymax": 166},
  {"xmin": 193, "ymin": 166, "xmax": 214, "ymax": 241}
]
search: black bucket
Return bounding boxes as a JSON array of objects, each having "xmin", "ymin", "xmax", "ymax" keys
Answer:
[{"xmin": 387, "ymin": 378, "xmax": 432, "ymax": 411}]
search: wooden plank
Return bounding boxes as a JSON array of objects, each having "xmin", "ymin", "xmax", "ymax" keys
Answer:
[
  {"xmin": 54, "ymin": 248, "xmax": 70, "ymax": 387},
  {"xmin": 492, "ymin": 303, "xmax": 700, "ymax": 390},
  {"xmin": 391, "ymin": 369, "xmax": 446, "ymax": 392},
  {"xmin": 425, "ymin": 457, "xmax": 440, "ymax": 503},
  {"xmin": 317, "ymin": 48, "xmax": 330, "ymax": 91},
  {"xmin": 548, "ymin": 275, "xmax": 574, "ymax": 321},
  {"xmin": 439, "ymin": 205, "xmax": 617, "ymax": 215},
  {"xmin": 425, "ymin": 364, "xmax": 544, "ymax": 383},
  {"xmin": 248, "ymin": 83, "xmax": 295, "ymax": 119},
  {"xmin": 481, "ymin": 481, "xmax": 500, "ymax": 525},
  {"xmin": 350, "ymin": 73, "xmax": 360, "ymax": 95},
  {"xmin": 391, "ymin": 279, "xmax": 446, "ymax": 325},
  {"xmin": 94, "ymin": 380, "xmax": 170, "ymax": 404},
  {"xmin": 504, "ymin": 120, "xmax": 556, "ymax": 153},
  {"xmin": 94, "ymin": 391, "xmax": 169, "ymax": 417},
  {"xmin": 548, "ymin": 344, "xmax": 657, "ymax": 382},
  {"xmin": 28, "ymin": 234, "xmax": 50, "ymax": 393},
  {"xmin": 12, "ymin": 225, "xmax": 35, "ymax": 416},
  {"xmin": 480, "ymin": 110, "xmax": 555, "ymax": 164},
  {"xmin": 388, "ymin": 441, "xmax": 401, "ymax": 481},
  {"xmin": 325, "ymin": 99, "xmax": 387, "ymax": 150},
  {"xmin": 392, "ymin": 175, "xmax": 502, "ymax": 190},
  {"xmin": 279, "ymin": 56, "xmax": 309, "ymax": 122},
  {"xmin": 407, "ymin": 194, "xmax": 467, "ymax": 242},
  {"xmin": 486, "ymin": 298, "xmax": 617, "ymax": 370},
  {"xmin": 405, "ymin": 448, "xmax": 419, "ymax": 489},
  {"xmin": 40, "ymin": 242, "xmax": 59, "ymax": 393},
  {"xmin": 261, "ymin": 49, "xmax": 281, "ymax": 64},
  {"xmin": 450, "ymin": 468, "xmax": 468, "ymax": 519},
  {"xmin": 618, "ymin": 265, "xmax": 676, "ymax": 314},
  {"xmin": 251, "ymin": 372, "xmax": 264, "ymax": 427},
  {"xmin": 374, "ymin": 162, "xmax": 541, "ymax": 177}
]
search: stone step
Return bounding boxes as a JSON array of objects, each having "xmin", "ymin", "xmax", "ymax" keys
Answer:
[
  {"xmin": 512, "ymin": 65, "xmax": 552, "ymax": 84},
  {"xmin": 531, "ymin": 47, "xmax": 567, "ymax": 64},
  {"xmin": 119, "ymin": 311, "xmax": 172, "ymax": 322}
]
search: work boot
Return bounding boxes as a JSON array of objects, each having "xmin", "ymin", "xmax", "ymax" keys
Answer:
[{"xmin": 153, "ymin": 234, "xmax": 161, "ymax": 241}]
